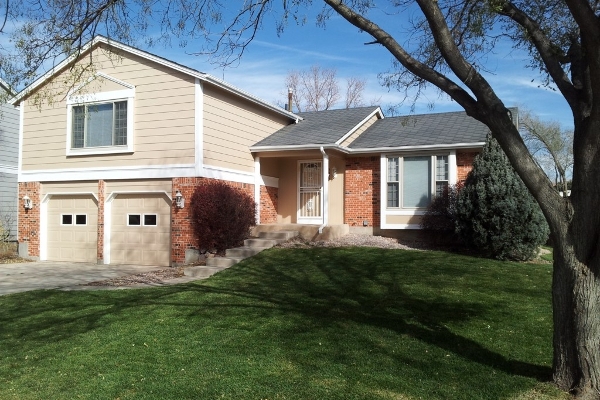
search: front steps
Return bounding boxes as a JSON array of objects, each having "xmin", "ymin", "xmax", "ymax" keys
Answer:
[{"xmin": 183, "ymin": 230, "xmax": 298, "ymax": 279}]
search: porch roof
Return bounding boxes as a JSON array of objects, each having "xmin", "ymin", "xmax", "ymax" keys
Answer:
[
  {"xmin": 253, "ymin": 107, "xmax": 491, "ymax": 153},
  {"xmin": 253, "ymin": 106, "xmax": 381, "ymax": 147},
  {"xmin": 349, "ymin": 110, "xmax": 489, "ymax": 149}
]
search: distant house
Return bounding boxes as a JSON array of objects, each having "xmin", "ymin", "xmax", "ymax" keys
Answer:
[
  {"xmin": 0, "ymin": 79, "xmax": 19, "ymax": 240},
  {"xmin": 11, "ymin": 36, "xmax": 488, "ymax": 266}
]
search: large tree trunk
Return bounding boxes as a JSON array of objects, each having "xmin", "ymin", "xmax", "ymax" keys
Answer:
[
  {"xmin": 552, "ymin": 236, "xmax": 600, "ymax": 398},
  {"xmin": 552, "ymin": 117, "xmax": 600, "ymax": 399}
]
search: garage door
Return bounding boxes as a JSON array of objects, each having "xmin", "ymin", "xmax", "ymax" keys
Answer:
[
  {"xmin": 47, "ymin": 195, "xmax": 98, "ymax": 262},
  {"xmin": 110, "ymin": 193, "xmax": 171, "ymax": 266}
]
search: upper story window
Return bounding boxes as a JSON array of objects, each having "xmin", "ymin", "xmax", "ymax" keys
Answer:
[
  {"xmin": 72, "ymin": 101, "xmax": 128, "ymax": 148},
  {"xmin": 387, "ymin": 155, "xmax": 449, "ymax": 209},
  {"xmin": 66, "ymin": 73, "xmax": 135, "ymax": 156}
]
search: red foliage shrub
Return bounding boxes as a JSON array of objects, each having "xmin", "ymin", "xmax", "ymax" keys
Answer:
[{"xmin": 190, "ymin": 180, "xmax": 256, "ymax": 254}]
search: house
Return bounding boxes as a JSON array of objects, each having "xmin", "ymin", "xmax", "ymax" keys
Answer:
[
  {"xmin": 11, "ymin": 36, "xmax": 488, "ymax": 267},
  {"xmin": 251, "ymin": 107, "xmax": 487, "ymax": 235},
  {"xmin": 0, "ymin": 79, "xmax": 19, "ymax": 241}
]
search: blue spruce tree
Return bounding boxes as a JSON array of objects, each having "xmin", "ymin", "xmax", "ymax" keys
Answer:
[{"xmin": 455, "ymin": 135, "xmax": 549, "ymax": 260}]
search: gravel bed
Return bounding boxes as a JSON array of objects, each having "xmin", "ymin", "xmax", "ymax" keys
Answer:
[{"xmin": 276, "ymin": 233, "xmax": 424, "ymax": 250}]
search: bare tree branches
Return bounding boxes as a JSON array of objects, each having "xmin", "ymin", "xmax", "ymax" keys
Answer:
[{"xmin": 285, "ymin": 66, "xmax": 366, "ymax": 112}]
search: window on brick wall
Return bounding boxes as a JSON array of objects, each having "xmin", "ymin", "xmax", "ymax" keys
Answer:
[{"xmin": 387, "ymin": 154, "xmax": 449, "ymax": 209}]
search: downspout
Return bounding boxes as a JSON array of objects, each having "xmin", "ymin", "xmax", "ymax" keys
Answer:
[{"xmin": 319, "ymin": 146, "xmax": 329, "ymax": 234}]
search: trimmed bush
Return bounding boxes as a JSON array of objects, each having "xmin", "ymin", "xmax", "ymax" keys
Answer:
[
  {"xmin": 190, "ymin": 180, "xmax": 256, "ymax": 254},
  {"xmin": 454, "ymin": 136, "xmax": 549, "ymax": 261}
]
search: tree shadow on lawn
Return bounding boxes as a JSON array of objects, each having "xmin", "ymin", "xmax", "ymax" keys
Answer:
[
  {"xmin": 0, "ymin": 247, "xmax": 552, "ymax": 397},
  {"xmin": 200, "ymin": 248, "xmax": 551, "ymax": 380}
]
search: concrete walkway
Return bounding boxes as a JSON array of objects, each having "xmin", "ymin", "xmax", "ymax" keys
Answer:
[{"xmin": 0, "ymin": 261, "xmax": 193, "ymax": 296}]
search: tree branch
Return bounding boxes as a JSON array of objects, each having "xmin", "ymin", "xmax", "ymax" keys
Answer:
[
  {"xmin": 496, "ymin": 2, "xmax": 579, "ymax": 110},
  {"xmin": 323, "ymin": 0, "xmax": 478, "ymax": 114}
]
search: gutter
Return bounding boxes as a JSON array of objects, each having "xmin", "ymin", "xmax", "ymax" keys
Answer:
[{"xmin": 250, "ymin": 142, "xmax": 487, "ymax": 154}]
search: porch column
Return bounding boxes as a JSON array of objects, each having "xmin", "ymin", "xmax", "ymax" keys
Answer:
[
  {"xmin": 254, "ymin": 156, "xmax": 261, "ymax": 225},
  {"xmin": 320, "ymin": 147, "xmax": 329, "ymax": 230},
  {"xmin": 449, "ymin": 150, "xmax": 457, "ymax": 185}
]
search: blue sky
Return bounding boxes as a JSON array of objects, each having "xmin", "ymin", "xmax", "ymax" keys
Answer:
[
  {"xmin": 1, "ymin": 2, "xmax": 573, "ymax": 130},
  {"xmin": 152, "ymin": 6, "xmax": 574, "ymax": 131}
]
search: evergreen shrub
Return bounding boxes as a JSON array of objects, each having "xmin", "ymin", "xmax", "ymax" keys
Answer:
[
  {"xmin": 190, "ymin": 180, "xmax": 256, "ymax": 254},
  {"xmin": 455, "ymin": 136, "xmax": 549, "ymax": 260},
  {"xmin": 421, "ymin": 183, "xmax": 462, "ymax": 232}
]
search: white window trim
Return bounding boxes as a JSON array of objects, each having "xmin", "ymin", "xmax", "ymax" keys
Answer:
[
  {"xmin": 381, "ymin": 151, "xmax": 457, "ymax": 230},
  {"xmin": 385, "ymin": 153, "xmax": 450, "ymax": 211},
  {"xmin": 127, "ymin": 213, "xmax": 159, "ymax": 227},
  {"xmin": 60, "ymin": 213, "xmax": 88, "ymax": 226},
  {"xmin": 66, "ymin": 88, "xmax": 135, "ymax": 156}
]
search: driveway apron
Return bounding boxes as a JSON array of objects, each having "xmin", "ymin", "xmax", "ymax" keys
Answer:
[{"xmin": 0, "ymin": 262, "xmax": 166, "ymax": 296}]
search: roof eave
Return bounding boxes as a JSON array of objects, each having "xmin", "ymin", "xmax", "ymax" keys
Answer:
[
  {"xmin": 252, "ymin": 141, "xmax": 486, "ymax": 154},
  {"xmin": 348, "ymin": 141, "xmax": 486, "ymax": 153},
  {"xmin": 10, "ymin": 36, "xmax": 301, "ymax": 121}
]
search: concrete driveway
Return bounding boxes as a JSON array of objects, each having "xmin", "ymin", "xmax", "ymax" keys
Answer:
[{"xmin": 0, "ymin": 261, "xmax": 170, "ymax": 296}]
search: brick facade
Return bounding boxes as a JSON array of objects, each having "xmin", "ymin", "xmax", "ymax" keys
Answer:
[
  {"xmin": 457, "ymin": 151, "xmax": 479, "ymax": 183},
  {"xmin": 344, "ymin": 156, "xmax": 381, "ymax": 228},
  {"xmin": 18, "ymin": 182, "xmax": 41, "ymax": 258},
  {"xmin": 170, "ymin": 177, "xmax": 255, "ymax": 265},
  {"xmin": 260, "ymin": 185, "xmax": 278, "ymax": 224}
]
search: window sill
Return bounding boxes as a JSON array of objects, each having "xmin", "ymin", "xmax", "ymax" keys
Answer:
[
  {"xmin": 67, "ymin": 146, "xmax": 133, "ymax": 157},
  {"xmin": 385, "ymin": 209, "xmax": 427, "ymax": 216}
]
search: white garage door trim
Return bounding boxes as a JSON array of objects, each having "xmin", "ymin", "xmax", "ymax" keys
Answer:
[
  {"xmin": 103, "ymin": 191, "xmax": 173, "ymax": 265},
  {"xmin": 40, "ymin": 192, "xmax": 99, "ymax": 261}
]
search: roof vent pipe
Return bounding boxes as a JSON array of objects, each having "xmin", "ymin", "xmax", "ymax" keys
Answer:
[{"xmin": 287, "ymin": 88, "xmax": 293, "ymax": 112}]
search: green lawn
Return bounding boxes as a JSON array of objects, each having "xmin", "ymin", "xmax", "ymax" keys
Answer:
[{"xmin": 0, "ymin": 248, "xmax": 567, "ymax": 399}]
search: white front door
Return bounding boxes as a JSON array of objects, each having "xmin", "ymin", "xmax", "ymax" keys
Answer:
[{"xmin": 298, "ymin": 161, "xmax": 323, "ymax": 224}]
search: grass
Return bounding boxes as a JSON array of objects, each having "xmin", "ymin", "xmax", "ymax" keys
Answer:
[{"xmin": 0, "ymin": 248, "xmax": 568, "ymax": 400}]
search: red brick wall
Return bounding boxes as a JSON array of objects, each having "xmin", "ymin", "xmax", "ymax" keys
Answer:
[
  {"xmin": 260, "ymin": 185, "xmax": 278, "ymax": 224},
  {"xmin": 18, "ymin": 182, "xmax": 41, "ymax": 258},
  {"xmin": 171, "ymin": 177, "xmax": 255, "ymax": 264},
  {"xmin": 457, "ymin": 151, "xmax": 479, "ymax": 182},
  {"xmin": 344, "ymin": 157, "xmax": 380, "ymax": 228}
]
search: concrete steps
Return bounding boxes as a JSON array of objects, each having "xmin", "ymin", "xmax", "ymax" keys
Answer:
[{"xmin": 184, "ymin": 230, "xmax": 299, "ymax": 279}]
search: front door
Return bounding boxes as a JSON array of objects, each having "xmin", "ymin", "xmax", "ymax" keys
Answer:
[{"xmin": 298, "ymin": 161, "xmax": 323, "ymax": 224}]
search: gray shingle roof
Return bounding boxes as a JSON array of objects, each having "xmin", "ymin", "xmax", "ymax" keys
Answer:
[
  {"xmin": 349, "ymin": 111, "xmax": 489, "ymax": 149},
  {"xmin": 253, "ymin": 106, "xmax": 380, "ymax": 147}
]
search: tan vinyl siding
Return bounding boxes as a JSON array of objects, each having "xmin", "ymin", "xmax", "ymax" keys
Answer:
[
  {"xmin": 21, "ymin": 44, "xmax": 196, "ymax": 171},
  {"xmin": 385, "ymin": 214, "xmax": 423, "ymax": 226},
  {"xmin": 42, "ymin": 181, "xmax": 99, "ymax": 195},
  {"xmin": 340, "ymin": 114, "xmax": 380, "ymax": 147},
  {"xmin": 106, "ymin": 179, "xmax": 172, "ymax": 193},
  {"xmin": 203, "ymin": 85, "xmax": 289, "ymax": 173},
  {"xmin": 327, "ymin": 156, "xmax": 345, "ymax": 225}
]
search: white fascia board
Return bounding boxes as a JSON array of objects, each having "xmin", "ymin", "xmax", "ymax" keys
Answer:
[
  {"xmin": 335, "ymin": 107, "xmax": 384, "ymax": 145},
  {"xmin": 250, "ymin": 144, "xmax": 342, "ymax": 153},
  {"xmin": 347, "ymin": 142, "xmax": 486, "ymax": 154},
  {"xmin": 251, "ymin": 141, "xmax": 484, "ymax": 155},
  {"xmin": 19, "ymin": 164, "xmax": 198, "ymax": 182},
  {"xmin": 201, "ymin": 164, "xmax": 255, "ymax": 185}
]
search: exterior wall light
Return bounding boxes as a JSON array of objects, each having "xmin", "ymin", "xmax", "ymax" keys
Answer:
[
  {"xmin": 174, "ymin": 190, "xmax": 185, "ymax": 209},
  {"xmin": 330, "ymin": 167, "xmax": 337, "ymax": 179},
  {"xmin": 23, "ymin": 195, "xmax": 33, "ymax": 210}
]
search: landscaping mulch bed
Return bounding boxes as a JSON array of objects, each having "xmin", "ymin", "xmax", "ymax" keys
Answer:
[{"xmin": 84, "ymin": 267, "xmax": 185, "ymax": 286}]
